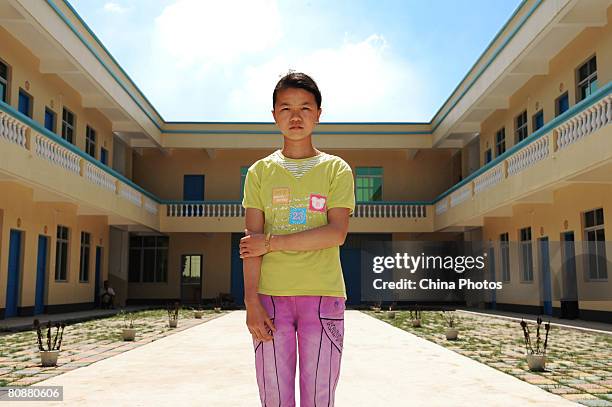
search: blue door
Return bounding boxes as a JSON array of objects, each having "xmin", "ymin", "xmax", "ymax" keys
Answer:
[
  {"xmin": 6, "ymin": 230, "xmax": 22, "ymax": 318},
  {"xmin": 230, "ymin": 233, "xmax": 244, "ymax": 306},
  {"xmin": 94, "ymin": 246, "xmax": 102, "ymax": 307},
  {"xmin": 18, "ymin": 90, "xmax": 31, "ymax": 118},
  {"xmin": 100, "ymin": 148, "xmax": 108, "ymax": 165},
  {"xmin": 488, "ymin": 247, "xmax": 496, "ymax": 309},
  {"xmin": 34, "ymin": 235, "xmax": 48, "ymax": 315},
  {"xmin": 340, "ymin": 247, "xmax": 361, "ymax": 306},
  {"xmin": 539, "ymin": 237, "xmax": 552, "ymax": 316},
  {"xmin": 183, "ymin": 175, "xmax": 205, "ymax": 201}
]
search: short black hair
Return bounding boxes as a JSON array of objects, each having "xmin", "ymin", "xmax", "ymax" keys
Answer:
[{"xmin": 273, "ymin": 71, "xmax": 322, "ymax": 109}]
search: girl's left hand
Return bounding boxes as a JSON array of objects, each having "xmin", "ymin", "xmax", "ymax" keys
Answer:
[{"xmin": 240, "ymin": 229, "xmax": 267, "ymax": 258}]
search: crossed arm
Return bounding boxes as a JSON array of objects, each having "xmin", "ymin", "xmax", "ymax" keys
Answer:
[{"xmin": 240, "ymin": 207, "xmax": 351, "ymax": 257}]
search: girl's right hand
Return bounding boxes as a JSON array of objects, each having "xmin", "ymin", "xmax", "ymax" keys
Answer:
[{"xmin": 246, "ymin": 298, "xmax": 276, "ymax": 342}]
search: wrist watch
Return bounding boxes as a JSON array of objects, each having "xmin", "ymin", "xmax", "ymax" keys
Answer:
[{"xmin": 264, "ymin": 232, "xmax": 272, "ymax": 253}]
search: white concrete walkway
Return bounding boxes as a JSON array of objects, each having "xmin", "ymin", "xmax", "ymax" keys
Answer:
[{"xmin": 6, "ymin": 311, "xmax": 575, "ymax": 406}]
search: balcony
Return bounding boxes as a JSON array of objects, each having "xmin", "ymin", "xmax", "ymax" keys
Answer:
[
  {"xmin": 0, "ymin": 101, "xmax": 160, "ymax": 230},
  {"xmin": 160, "ymin": 201, "xmax": 432, "ymax": 233},
  {"xmin": 434, "ymin": 83, "xmax": 612, "ymax": 229}
]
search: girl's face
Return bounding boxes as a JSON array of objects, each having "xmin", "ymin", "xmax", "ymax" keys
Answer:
[{"xmin": 272, "ymin": 87, "xmax": 322, "ymax": 141}]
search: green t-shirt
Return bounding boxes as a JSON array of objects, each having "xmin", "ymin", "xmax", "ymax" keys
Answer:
[{"xmin": 241, "ymin": 149, "xmax": 355, "ymax": 298}]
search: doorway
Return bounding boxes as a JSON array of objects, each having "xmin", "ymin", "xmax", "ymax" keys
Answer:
[
  {"xmin": 34, "ymin": 235, "xmax": 48, "ymax": 315},
  {"xmin": 6, "ymin": 229, "xmax": 23, "ymax": 318},
  {"xmin": 560, "ymin": 232, "xmax": 579, "ymax": 318},
  {"xmin": 538, "ymin": 237, "xmax": 553, "ymax": 316},
  {"xmin": 181, "ymin": 254, "xmax": 202, "ymax": 305}
]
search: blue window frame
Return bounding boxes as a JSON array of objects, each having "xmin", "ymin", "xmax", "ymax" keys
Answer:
[
  {"xmin": 18, "ymin": 89, "xmax": 32, "ymax": 118},
  {"xmin": 356, "ymin": 167, "xmax": 382, "ymax": 202},
  {"xmin": 0, "ymin": 60, "xmax": 8, "ymax": 103},
  {"xmin": 44, "ymin": 107, "xmax": 56, "ymax": 133},
  {"xmin": 495, "ymin": 128, "xmax": 505, "ymax": 157},
  {"xmin": 532, "ymin": 110, "xmax": 544, "ymax": 132},
  {"xmin": 556, "ymin": 92, "xmax": 569, "ymax": 117},
  {"xmin": 577, "ymin": 55, "xmax": 597, "ymax": 102}
]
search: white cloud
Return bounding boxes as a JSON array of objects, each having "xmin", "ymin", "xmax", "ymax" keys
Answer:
[
  {"xmin": 103, "ymin": 2, "xmax": 129, "ymax": 14},
  {"xmin": 227, "ymin": 34, "xmax": 431, "ymax": 122},
  {"xmin": 132, "ymin": 1, "xmax": 431, "ymax": 121},
  {"xmin": 153, "ymin": 0, "xmax": 282, "ymax": 69}
]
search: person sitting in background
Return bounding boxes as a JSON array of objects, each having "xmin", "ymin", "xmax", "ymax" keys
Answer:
[{"xmin": 100, "ymin": 280, "xmax": 116, "ymax": 309}]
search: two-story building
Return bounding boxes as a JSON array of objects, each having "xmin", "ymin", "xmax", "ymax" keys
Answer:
[{"xmin": 0, "ymin": 0, "xmax": 610, "ymax": 322}]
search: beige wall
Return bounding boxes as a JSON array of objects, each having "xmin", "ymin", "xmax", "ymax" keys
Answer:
[
  {"xmin": 0, "ymin": 26, "xmax": 125, "ymax": 178},
  {"xmin": 0, "ymin": 182, "xmax": 109, "ymax": 309},
  {"xmin": 128, "ymin": 233, "xmax": 231, "ymax": 301},
  {"xmin": 133, "ymin": 148, "xmax": 455, "ymax": 202},
  {"xmin": 480, "ymin": 7, "xmax": 611, "ymax": 166},
  {"xmin": 482, "ymin": 183, "xmax": 612, "ymax": 311}
]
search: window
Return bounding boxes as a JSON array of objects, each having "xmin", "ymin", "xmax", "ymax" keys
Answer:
[
  {"xmin": 555, "ymin": 92, "xmax": 569, "ymax": 117},
  {"xmin": 85, "ymin": 125, "xmax": 96, "ymax": 158},
  {"xmin": 62, "ymin": 107, "xmax": 75, "ymax": 144},
  {"xmin": 500, "ymin": 233, "xmax": 510, "ymax": 282},
  {"xmin": 0, "ymin": 60, "xmax": 8, "ymax": 103},
  {"xmin": 532, "ymin": 110, "xmax": 544, "ymax": 132},
  {"xmin": 356, "ymin": 167, "xmax": 382, "ymax": 202},
  {"xmin": 55, "ymin": 225, "xmax": 69, "ymax": 281},
  {"xmin": 18, "ymin": 89, "xmax": 32, "ymax": 118},
  {"xmin": 519, "ymin": 227, "xmax": 533, "ymax": 281},
  {"xmin": 128, "ymin": 235, "xmax": 169, "ymax": 283},
  {"xmin": 495, "ymin": 128, "xmax": 506, "ymax": 157},
  {"xmin": 515, "ymin": 110, "xmax": 528, "ymax": 143},
  {"xmin": 79, "ymin": 232, "xmax": 90, "ymax": 282},
  {"xmin": 484, "ymin": 148, "xmax": 492, "ymax": 164},
  {"xmin": 44, "ymin": 107, "xmax": 56, "ymax": 133},
  {"xmin": 577, "ymin": 55, "xmax": 597, "ymax": 102},
  {"xmin": 240, "ymin": 166, "xmax": 249, "ymax": 200},
  {"xmin": 584, "ymin": 208, "xmax": 607, "ymax": 280}
]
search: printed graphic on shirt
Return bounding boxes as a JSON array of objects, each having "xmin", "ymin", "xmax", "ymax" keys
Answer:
[
  {"xmin": 272, "ymin": 187, "xmax": 290, "ymax": 205},
  {"xmin": 289, "ymin": 207, "xmax": 307, "ymax": 225},
  {"xmin": 309, "ymin": 194, "xmax": 327, "ymax": 212}
]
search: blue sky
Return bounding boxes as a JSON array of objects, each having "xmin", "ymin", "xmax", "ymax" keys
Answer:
[{"xmin": 68, "ymin": 0, "xmax": 522, "ymax": 122}]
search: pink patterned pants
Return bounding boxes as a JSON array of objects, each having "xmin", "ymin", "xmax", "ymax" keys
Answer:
[{"xmin": 253, "ymin": 294, "xmax": 345, "ymax": 407}]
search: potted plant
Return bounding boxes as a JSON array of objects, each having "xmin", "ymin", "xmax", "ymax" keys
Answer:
[
  {"xmin": 387, "ymin": 302, "xmax": 397, "ymax": 319},
  {"xmin": 193, "ymin": 306, "xmax": 204, "ymax": 319},
  {"xmin": 33, "ymin": 319, "xmax": 65, "ymax": 367},
  {"xmin": 409, "ymin": 308, "xmax": 422, "ymax": 327},
  {"xmin": 214, "ymin": 295, "xmax": 222, "ymax": 313},
  {"xmin": 442, "ymin": 310, "xmax": 459, "ymax": 340},
  {"xmin": 519, "ymin": 317, "xmax": 551, "ymax": 371},
  {"xmin": 120, "ymin": 310, "xmax": 137, "ymax": 341},
  {"xmin": 167, "ymin": 302, "xmax": 180, "ymax": 328},
  {"xmin": 371, "ymin": 301, "xmax": 382, "ymax": 313}
]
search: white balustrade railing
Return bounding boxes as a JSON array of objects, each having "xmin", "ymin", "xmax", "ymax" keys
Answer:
[
  {"xmin": 166, "ymin": 203, "xmax": 245, "ymax": 217},
  {"xmin": 557, "ymin": 95, "xmax": 611, "ymax": 150},
  {"xmin": 165, "ymin": 203, "xmax": 428, "ymax": 219},
  {"xmin": 435, "ymin": 199, "xmax": 449, "ymax": 215},
  {"xmin": 0, "ymin": 112, "xmax": 27, "ymax": 148},
  {"xmin": 85, "ymin": 161, "xmax": 116, "ymax": 193},
  {"xmin": 474, "ymin": 163, "xmax": 504, "ymax": 194},
  {"xmin": 143, "ymin": 197, "xmax": 159, "ymax": 215},
  {"xmin": 450, "ymin": 184, "xmax": 472, "ymax": 207},
  {"xmin": 352, "ymin": 204, "xmax": 427, "ymax": 218},
  {"xmin": 507, "ymin": 136, "xmax": 549, "ymax": 176},
  {"xmin": 33, "ymin": 133, "xmax": 81, "ymax": 175},
  {"xmin": 119, "ymin": 183, "xmax": 142, "ymax": 207}
]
